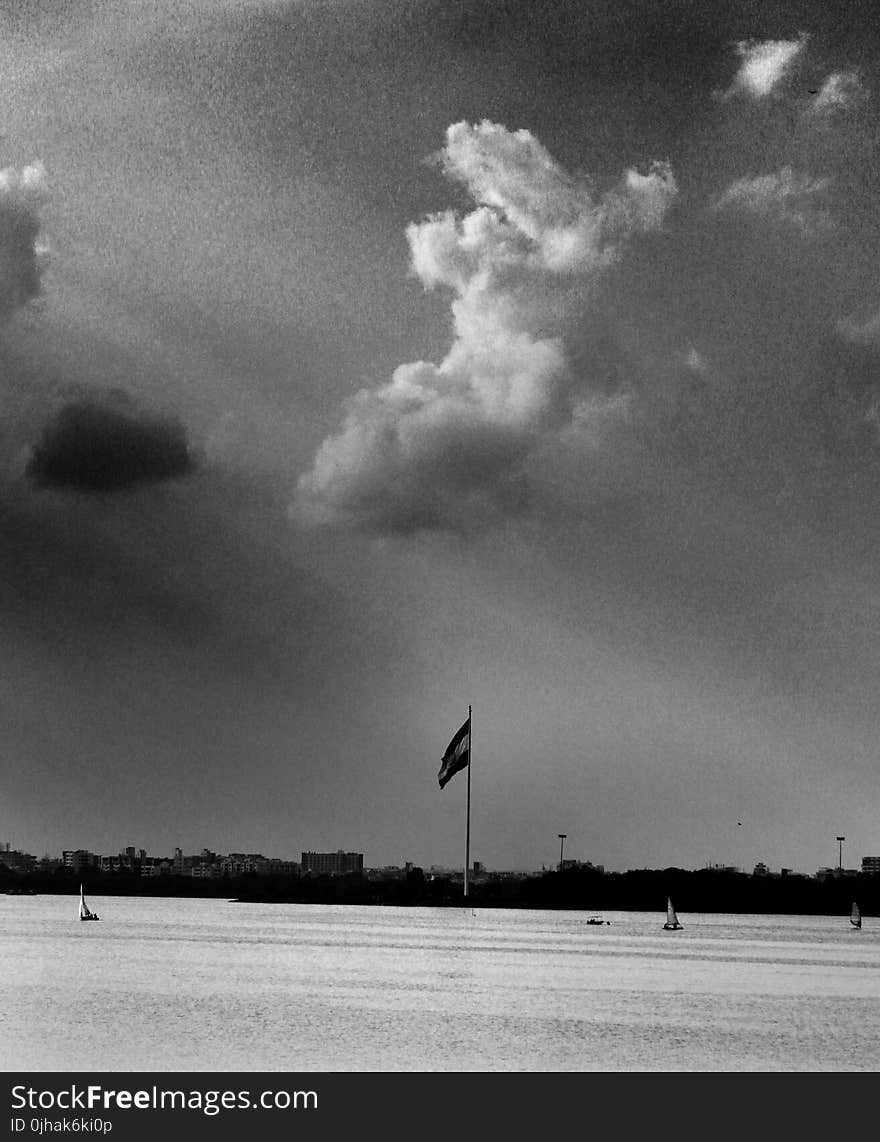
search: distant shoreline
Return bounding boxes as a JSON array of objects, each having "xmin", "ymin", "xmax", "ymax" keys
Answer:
[{"xmin": 2, "ymin": 866, "xmax": 876, "ymax": 917}]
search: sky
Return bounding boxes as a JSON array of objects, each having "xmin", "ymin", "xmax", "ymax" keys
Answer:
[{"xmin": 2, "ymin": 0, "xmax": 880, "ymax": 874}]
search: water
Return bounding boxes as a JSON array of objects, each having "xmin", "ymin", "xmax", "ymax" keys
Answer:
[{"xmin": 2, "ymin": 895, "xmax": 879, "ymax": 1071}]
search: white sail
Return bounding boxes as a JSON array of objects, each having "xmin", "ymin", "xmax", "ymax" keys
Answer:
[
  {"xmin": 851, "ymin": 901, "xmax": 861, "ymax": 929},
  {"xmin": 663, "ymin": 897, "xmax": 682, "ymax": 930},
  {"xmin": 79, "ymin": 884, "xmax": 98, "ymax": 921}
]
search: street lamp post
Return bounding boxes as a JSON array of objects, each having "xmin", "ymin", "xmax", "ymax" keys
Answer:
[
  {"xmin": 558, "ymin": 833, "xmax": 567, "ymax": 872},
  {"xmin": 837, "ymin": 836, "xmax": 845, "ymax": 872}
]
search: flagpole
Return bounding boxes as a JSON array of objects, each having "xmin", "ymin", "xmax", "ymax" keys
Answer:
[{"xmin": 464, "ymin": 704, "xmax": 471, "ymax": 899}]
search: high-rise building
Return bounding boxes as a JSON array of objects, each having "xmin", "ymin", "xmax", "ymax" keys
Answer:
[{"xmin": 301, "ymin": 851, "xmax": 364, "ymax": 875}]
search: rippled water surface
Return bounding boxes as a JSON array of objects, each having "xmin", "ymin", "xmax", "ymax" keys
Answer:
[{"xmin": 2, "ymin": 896, "xmax": 879, "ymax": 1071}]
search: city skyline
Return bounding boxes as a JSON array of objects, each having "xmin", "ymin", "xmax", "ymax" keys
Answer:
[
  {"xmin": 3, "ymin": 835, "xmax": 877, "ymax": 880},
  {"xmin": 2, "ymin": 1, "xmax": 880, "ymax": 876}
]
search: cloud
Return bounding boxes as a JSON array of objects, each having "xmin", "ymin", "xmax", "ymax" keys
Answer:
[
  {"xmin": 418, "ymin": 120, "xmax": 677, "ymax": 279},
  {"xmin": 836, "ymin": 308, "xmax": 880, "ymax": 346},
  {"xmin": 0, "ymin": 162, "xmax": 49, "ymax": 317},
  {"xmin": 711, "ymin": 167, "xmax": 832, "ymax": 234},
  {"xmin": 803, "ymin": 335, "xmax": 880, "ymax": 466},
  {"xmin": 26, "ymin": 394, "xmax": 198, "ymax": 492},
  {"xmin": 296, "ymin": 121, "xmax": 676, "ymax": 534},
  {"xmin": 723, "ymin": 35, "xmax": 807, "ymax": 100},
  {"xmin": 682, "ymin": 345, "xmax": 711, "ymax": 376},
  {"xmin": 807, "ymin": 71, "xmax": 866, "ymax": 115}
]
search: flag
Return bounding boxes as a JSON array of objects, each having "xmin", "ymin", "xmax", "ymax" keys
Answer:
[{"xmin": 438, "ymin": 716, "xmax": 470, "ymax": 789}]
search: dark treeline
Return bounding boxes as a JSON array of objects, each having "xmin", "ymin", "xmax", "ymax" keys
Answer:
[{"xmin": 3, "ymin": 864, "xmax": 878, "ymax": 916}]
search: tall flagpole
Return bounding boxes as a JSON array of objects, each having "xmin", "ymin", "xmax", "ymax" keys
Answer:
[{"xmin": 464, "ymin": 704, "xmax": 472, "ymax": 898}]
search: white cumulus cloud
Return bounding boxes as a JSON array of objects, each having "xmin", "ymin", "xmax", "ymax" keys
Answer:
[{"xmin": 295, "ymin": 121, "xmax": 677, "ymax": 534}]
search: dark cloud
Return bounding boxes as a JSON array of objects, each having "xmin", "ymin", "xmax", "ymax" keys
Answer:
[
  {"xmin": 0, "ymin": 463, "xmax": 362, "ymax": 675},
  {"xmin": 26, "ymin": 396, "xmax": 197, "ymax": 492}
]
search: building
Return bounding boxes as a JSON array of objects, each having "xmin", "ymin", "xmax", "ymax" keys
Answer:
[
  {"xmin": 816, "ymin": 866, "xmax": 859, "ymax": 880},
  {"xmin": 0, "ymin": 848, "xmax": 36, "ymax": 873},
  {"xmin": 99, "ymin": 850, "xmax": 142, "ymax": 874},
  {"xmin": 301, "ymin": 851, "xmax": 364, "ymax": 875},
  {"xmin": 190, "ymin": 858, "xmax": 221, "ymax": 878},
  {"xmin": 559, "ymin": 859, "xmax": 605, "ymax": 873},
  {"xmin": 365, "ymin": 865, "xmax": 406, "ymax": 880},
  {"xmin": 221, "ymin": 853, "xmax": 271, "ymax": 876},
  {"xmin": 62, "ymin": 850, "xmax": 99, "ymax": 872},
  {"xmin": 862, "ymin": 857, "xmax": 880, "ymax": 875}
]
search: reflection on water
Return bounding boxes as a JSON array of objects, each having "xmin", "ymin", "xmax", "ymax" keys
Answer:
[{"xmin": 2, "ymin": 897, "xmax": 878, "ymax": 1071}]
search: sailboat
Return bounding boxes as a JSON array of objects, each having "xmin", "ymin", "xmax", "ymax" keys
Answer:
[
  {"xmin": 663, "ymin": 897, "xmax": 682, "ymax": 930},
  {"xmin": 79, "ymin": 884, "xmax": 100, "ymax": 922},
  {"xmin": 850, "ymin": 901, "xmax": 862, "ymax": 930}
]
